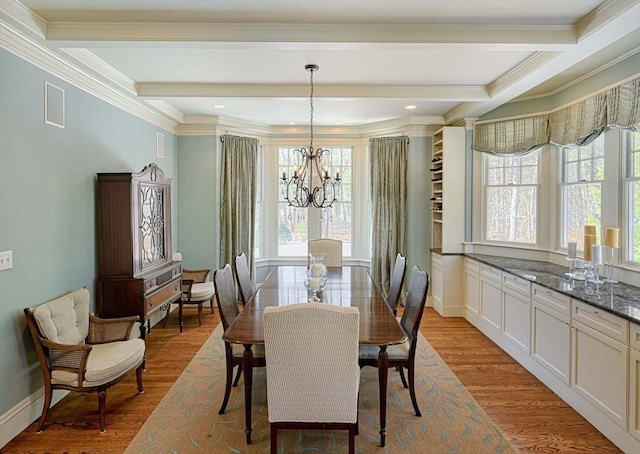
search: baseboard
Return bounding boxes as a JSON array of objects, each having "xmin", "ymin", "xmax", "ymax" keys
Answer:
[{"xmin": 0, "ymin": 388, "xmax": 68, "ymax": 448}]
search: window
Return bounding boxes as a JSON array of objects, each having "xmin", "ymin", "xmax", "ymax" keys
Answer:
[
  {"xmin": 278, "ymin": 147, "xmax": 309, "ymax": 256},
  {"xmin": 625, "ymin": 130, "xmax": 640, "ymax": 263},
  {"xmin": 560, "ymin": 134, "xmax": 604, "ymax": 253},
  {"xmin": 277, "ymin": 146, "xmax": 353, "ymax": 257},
  {"xmin": 484, "ymin": 151, "xmax": 539, "ymax": 244},
  {"xmin": 321, "ymin": 147, "xmax": 352, "ymax": 256}
]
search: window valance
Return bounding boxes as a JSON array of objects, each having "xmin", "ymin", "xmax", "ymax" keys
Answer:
[{"xmin": 473, "ymin": 75, "xmax": 640, "ymax": 155}]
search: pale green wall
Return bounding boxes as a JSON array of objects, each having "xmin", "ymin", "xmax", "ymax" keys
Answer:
[
  {"xmin": 407, "ymin": 136, "xmax": 431, "ymax": 277},
  {"xmin": 0, "ymin": 49, "xmax": 178, "ymax": 415},
  {"xmin": 176, "ymin": 135, "xmax": 220, "ymax": 273}
]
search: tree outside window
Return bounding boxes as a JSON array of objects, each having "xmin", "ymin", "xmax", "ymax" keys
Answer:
[{"xmin": 484, "ymin": 151, "xmax": 539, "ymax": 244}]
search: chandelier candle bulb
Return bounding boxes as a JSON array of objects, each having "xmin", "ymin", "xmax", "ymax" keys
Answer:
[
  {"xmin": 567, "ymin": 242, "xmax": 577, "ymax": 259},
  {"xmin": 604, "ymin": 227, "xmax": 619, "ymax": 248},
  {"xmin": 591, "ymin": 245, "xmax": 603, "ymax": 265},
  {"xmin": 584, "ymin": 234, "xmax": 596, "ymax": 262}
]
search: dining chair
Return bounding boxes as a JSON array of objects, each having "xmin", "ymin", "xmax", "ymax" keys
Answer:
[
  {"xmin": 386, "ymin": 253, "xmax": 407, "ymax": 316},
  {"xmin": 264, "ymin": 302, "xmax": 360, "ymax": 454},
  {"xmin": 213, "ymin": 264, "xmax": 265, "ymax": 414},
  {"xmin": 163, "ymin": 268, "xmax": 215, "ymax": 333},
  {"xmin": 24, "ymin": 287, "xmax": 145, "ymax": 433},
  {"xmin": 234, "ymin": 252, "xmax": 256, "ymax": 306},
  {"xmin": 308, "ymin": 238, "xmax": 343, "ymax": 267},
  {"xmin": 359, "ymin": 265, "xmax": 429, "ymax": 417}
]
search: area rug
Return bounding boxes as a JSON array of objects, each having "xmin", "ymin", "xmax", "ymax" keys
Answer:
[{"xmin": 125, "ymin": 324, "xmax": 514, "ymax": 453}]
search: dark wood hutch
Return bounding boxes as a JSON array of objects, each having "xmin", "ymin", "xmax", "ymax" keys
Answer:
[{"xmin": 96, "ymin": 163, "xmax": 182, "ymax": 335}]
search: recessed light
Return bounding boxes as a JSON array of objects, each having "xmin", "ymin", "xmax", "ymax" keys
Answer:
[
  {"xmin": 405, "ymin": 105, "xmax": 417, "ymax": 110},
  {"xmin": 336, "ymin": 122, "xmax": 342, "ymax": 125},
  {"xmin": 214, "ymin": 105, "xmax": 226, "ymax": 109},
  {"xmin": 289, "ymin": 121, "xmax": 296, "ymax": 125}
]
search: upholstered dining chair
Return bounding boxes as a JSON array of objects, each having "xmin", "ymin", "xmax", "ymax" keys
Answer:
[
  {"xmin": 264, "ymin": 303, "xmax": 360, "ymax": 454},
  {"xmin": 308, "ymin": 238, "xmax": 343, "ymax": 267},
  {"xmin": 359, "ymin": 265, "xmax": 429, "ymax": 417},
  {"xmin": 234, "ymin": 252, "xmax": 257, "ymax": 306},
  {"xmin": 164, "ymin": 268, "xmax": 215, "ymax": 333},
  {"xmin": 213, "ymin": 264, "xmax": 265, "ymax": 414},
  {"xmin": 386, "ymin": 253, "xmax": 407, "ymax": 316},
  {"xmin": 24, "ymin": 287, "xmax": 145, "ymax": 433}
]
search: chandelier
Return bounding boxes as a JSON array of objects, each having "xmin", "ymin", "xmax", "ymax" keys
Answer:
[{"xmin": 280, "ymin": 64, "xmax": 341, "ymax": 208}]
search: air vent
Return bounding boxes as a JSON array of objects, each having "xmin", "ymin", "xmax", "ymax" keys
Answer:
[{"xmin": 44, "ymin": 81, "xmax": 64, "ymax": 129}]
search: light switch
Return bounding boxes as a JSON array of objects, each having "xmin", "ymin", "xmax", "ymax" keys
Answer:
[{"xmin": 0, "ymin": 250, "xmax": 13, "ymax": 271}]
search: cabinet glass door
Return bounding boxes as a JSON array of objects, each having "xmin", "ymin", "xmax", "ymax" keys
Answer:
[{"xmin": 140, "ymin": 184, "xmax": 165, "ymax": 268}]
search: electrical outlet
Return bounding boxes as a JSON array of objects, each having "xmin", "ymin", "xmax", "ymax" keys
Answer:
[{"xmin": 0, "ymin": 250, "xmax": 13, "ymax": 271}]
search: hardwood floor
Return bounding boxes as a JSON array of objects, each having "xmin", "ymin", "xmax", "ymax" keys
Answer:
[{"xmin": 2, "ymin": 307, "xmax": 621, "ymax": 453}]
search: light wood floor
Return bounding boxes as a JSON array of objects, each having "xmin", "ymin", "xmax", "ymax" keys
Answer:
[{"xmin": 2, "ymin": 307, "xmax": 621, "ymax": 453}]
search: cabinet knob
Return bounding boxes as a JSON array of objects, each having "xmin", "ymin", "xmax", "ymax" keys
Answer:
[
  {"xmin": 149, "ymin": 300, "xmax": 154, "ymax": 307},
  {"xmin": 594, "ymin": 310, "xmax": 599, "ymax": 315},
  {"xmin": 545, "ymin": 290, "xmax": 551, "ymax": 295},
  {"xmin": 175, "ymin": 285, "xmax": 179, "ymax": 291}
]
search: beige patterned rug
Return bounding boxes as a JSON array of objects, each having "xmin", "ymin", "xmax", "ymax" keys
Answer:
[{"xmin": 125, "ymin": 324, "xmax": 514, "ymax": 453}]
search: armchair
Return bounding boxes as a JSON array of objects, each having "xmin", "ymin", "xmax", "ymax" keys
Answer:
[{"xmin": 24, "ymin": 287, "xmax": 145, "ymax": 433}]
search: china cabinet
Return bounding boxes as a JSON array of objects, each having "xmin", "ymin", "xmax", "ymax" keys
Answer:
[{"xmin": 96, "ymin": 163, "xmax": 182, "ymax": 334}]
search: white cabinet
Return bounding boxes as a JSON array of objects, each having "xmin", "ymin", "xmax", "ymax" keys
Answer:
[
  {"xmin": 431, "ymin": 252, "xmax": 463, "ymax": 317},
  {"xmin": 503, "ymin": 290, "xmax": 530, "ymax": 353},
  {"xmin": 631, "ymin": 323, "xmax": 640, "ymax": 441},
  {"xmin": 463, "ymin": 258, "xmax": 480, "ymax": 325},
  {"xmin": 571, "ymin": 300, "xmax": 629, "ymax": 430},
  {"xmin": 531, "ymin": 285, "xmax": 571, "ymax": 385},
  {"xmin": 479, "ymin": 264, "xmax": 502, "ymax": 333},
  {"xmin": 430, "ymin": 127, "xmax": 465, "ymax": 254}
]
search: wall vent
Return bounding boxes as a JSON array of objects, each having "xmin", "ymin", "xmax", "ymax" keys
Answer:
[
  {"xmin": 156, "ymin": 132, "xmax": 165, "ymax": 158},
  {"xmin": 44, "ymin": 81, "xmax": 64, "ymax": 129}
]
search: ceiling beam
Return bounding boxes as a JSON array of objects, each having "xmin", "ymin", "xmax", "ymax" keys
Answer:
[
  {"xmin": 137, "ymin": 83, "xmax": 489, "ymax": 101},
  {"xmin": 45, "ymin": 22, "xmax": 577, "ymax": 50}
]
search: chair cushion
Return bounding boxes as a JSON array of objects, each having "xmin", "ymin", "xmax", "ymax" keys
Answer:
[
  {"xmin": 358, "ymin": 340, "xmax": 410, "ymax": 360},
  {"xmin": 231, "ymin": 343, "xmax": 265, "ymax": 358},
  {"xmin": 187, "ymin": 282, "xmax": 215, "ymax": 301},
  {"xmin": 51, "ymin": 338, "xmax": 145, "ymax": 387},
  {"xmin": 32, "ymin": 288, "xmax": 90, "ymax": 345}
]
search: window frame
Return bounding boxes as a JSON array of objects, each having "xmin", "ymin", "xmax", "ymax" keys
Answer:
[{"xmin": 623, "ymin": 129, "xmax": 640, "ymax": 266}]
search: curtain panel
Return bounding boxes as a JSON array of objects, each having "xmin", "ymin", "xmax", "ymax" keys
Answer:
[
  {"xmin": 473, "ymin": 75, "xmax": 640, "ymax": 154},
  {"xmin": 220, "ymin": 134, "xmax": 258, "ymax": 277},
  {"xmin": 369, "ymin": 136, "xmax": 408, "ymax": 296}
]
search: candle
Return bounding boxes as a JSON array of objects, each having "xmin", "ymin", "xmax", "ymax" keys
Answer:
[
  {"xmin": 336, "ymin": 171, "xmax": 340, "ymax": 180},
  {"xmin": 584, "ymin": 225, "xmax": 596, "ymax": 235},
  {"xmin": 282, "ymin": 171, "xmax": 286, "ymax": 180},
  {"xmin": 567, "ymin": 242, "xmax": 577, "ymax": 259},
  {"xmin": 308, "ymin": 277, "xmax": 320, "ymax": 291},
  {"xmin": 604, "ymin": 227, "xmax": 619, "ymax": 248},
  {"xmin": 574, "ymin": 259, "xmax": 585, "ymax": 269},
  {"xmin": 591, "ymin": 245, "xmax": 602, "ymax": 265},
  {"xmin": 312, "ymin": 263, "xmax": 324, "ymax": 277},
  {"xmin": 584, "ymin": 234, "xmax": 596, "ymax": 262}
]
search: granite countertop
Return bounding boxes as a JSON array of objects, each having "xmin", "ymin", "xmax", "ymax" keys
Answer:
[{"xmin": 464, "ymin": 253, "xmax": 640, "ymax": 324}]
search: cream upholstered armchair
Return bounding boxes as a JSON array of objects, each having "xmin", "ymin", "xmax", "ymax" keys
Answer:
[
  {"xmin": 264, "ymin": 302, "xmax": 360, "ymax": 453},
  {"xmin": 24, "ymin": 287, "xmax": 145, "ymax": 433}
]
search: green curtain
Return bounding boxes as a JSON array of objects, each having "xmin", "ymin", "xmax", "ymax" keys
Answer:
[
  {"xmin": 220, "ymin": 134, "xmax": 258, "ymax": 277},
  {"xmin": 369, "ymin": 136, "xmax": 408, "ymax": 295}
]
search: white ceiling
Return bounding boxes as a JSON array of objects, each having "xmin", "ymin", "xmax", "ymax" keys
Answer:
[{"xmin": 10, "ymin": 0, "xmax": 640, "ymax": 128}]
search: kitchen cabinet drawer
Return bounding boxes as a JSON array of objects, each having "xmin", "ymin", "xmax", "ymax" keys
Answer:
[
  {"xmin": 532, "ymin": 284, "xmax": 570, "ymax": 315},
  {"xmin": 464, "ymin": 258, "xmax": 479, "ymax": 275},
  {"xmin": 632, "ymin": 323, "xmax": 640, "ymax": 351},
  {"xmin": 480, "ymin": 264, "xmax": 501, "ymax": 282},
  {"xmin": 502, "ymin": 273, "xmax": 531, "ymax": 298},
  {"xmin": 571, "ymin": 299, "xmax": 629, "ymax": 345}
]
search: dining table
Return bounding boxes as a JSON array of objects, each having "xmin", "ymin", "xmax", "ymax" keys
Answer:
[{"xmin": 222, "ymin": 265, "xmax": 407, "ymax": 447}]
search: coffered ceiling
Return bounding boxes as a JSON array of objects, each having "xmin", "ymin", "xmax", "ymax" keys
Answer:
[{"xmin": 4, "ymin": 0, "xmax": 640, "ymax": 130}]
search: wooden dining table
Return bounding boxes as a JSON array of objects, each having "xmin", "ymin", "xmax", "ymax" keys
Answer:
[{"xmin": 222, "ymin": 265, "xmax": 407, "ymax": 447}]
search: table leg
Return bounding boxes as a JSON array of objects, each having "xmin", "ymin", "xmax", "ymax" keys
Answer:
[
  {"xmin": 243, "ymin": 344, "xmax": 254, "ymax": 445},
  {"xmin": 378, "ymin": 345, "xmax": 388, "ymax": 447}
]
